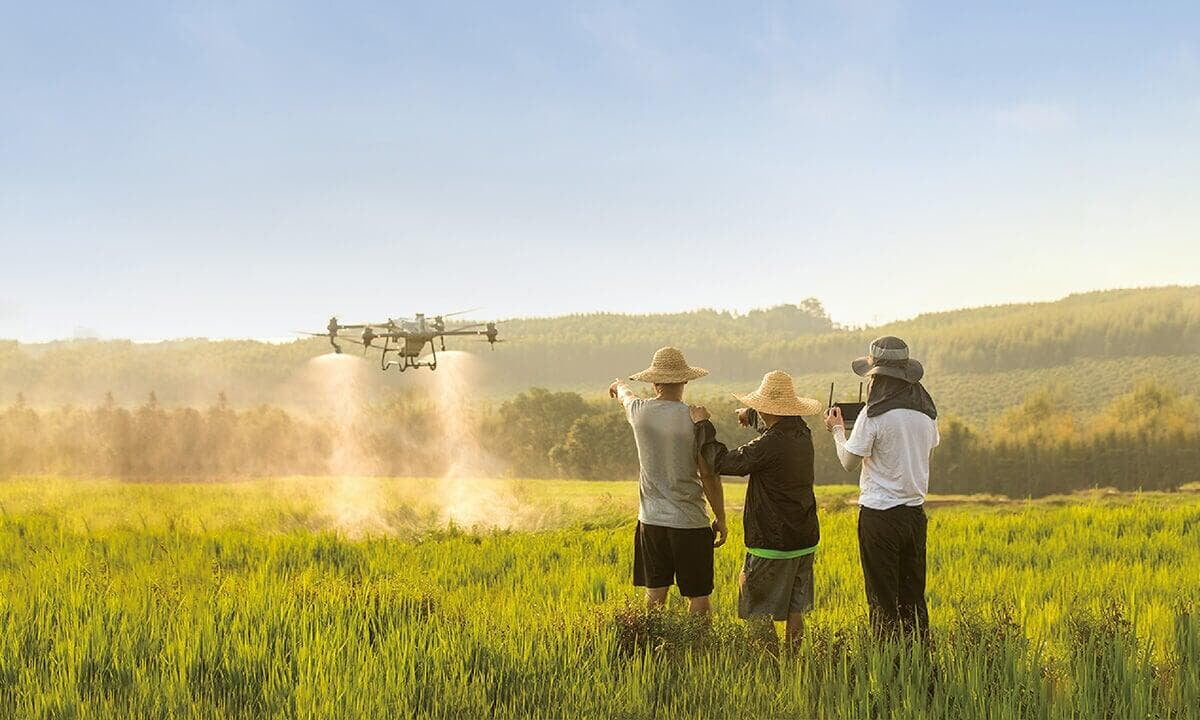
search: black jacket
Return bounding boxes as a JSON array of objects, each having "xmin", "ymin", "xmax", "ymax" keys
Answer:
[{"xmin": 696, "ymin": 416, "xmax": 819, "ymax": 552}]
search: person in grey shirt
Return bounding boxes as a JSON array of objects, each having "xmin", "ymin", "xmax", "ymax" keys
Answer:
[{"xmin": 609, "ymin": 347, "xmax": 727, "ymax": 614}]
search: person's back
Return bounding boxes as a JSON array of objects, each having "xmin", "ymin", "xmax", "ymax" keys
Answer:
[
  {"xmin": 627, "ymin": 397, "xmax": 708, "ymax": 528},
  {"xmin": 827, "ymin": 336, "xmax": 939, "ymax": 639},
  {"xmin": 693, "ymin": 370, "xmax": 824, "ymax": 652},
  {"xmin": 609, "ymin": 346, "xmax": 721, "ymax": 615},
  {"xmin": 738, "ymin": 416, "xmax": 818, "ymax": 552},
  {"xmin": 850, "ymin": 408, "xmax": 939, "ymax": 509}
]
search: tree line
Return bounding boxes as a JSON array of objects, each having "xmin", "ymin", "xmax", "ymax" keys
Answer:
[
  {"xmin": 2, "ymin": 286, "xmax": 1196, "ymax": 406},
  {"xmin": 1, "ymin": 382, "xmax": 1195, "ymax": 497}
]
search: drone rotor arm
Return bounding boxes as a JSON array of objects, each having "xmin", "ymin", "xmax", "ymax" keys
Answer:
[
  {"xmin": 332, "ymin": 323, "xmax": 379, "ymax": 330},
  {"xmin": 437, "ymin": 324, "xmax": 489, "ymax": 336}
]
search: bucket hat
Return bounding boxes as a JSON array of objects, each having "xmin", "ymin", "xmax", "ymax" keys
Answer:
[{"xmin": 851, "ymin": 336, "xmax": 924, "ymax": 383}]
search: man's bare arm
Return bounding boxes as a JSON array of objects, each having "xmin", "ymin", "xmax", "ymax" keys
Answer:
[{"xmin": 698, "ymin": 452, "xmax": 727, "ymax": 548}]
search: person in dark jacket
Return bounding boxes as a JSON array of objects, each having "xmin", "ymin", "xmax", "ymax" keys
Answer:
[{"xmin": 691, "ymin": 370, "xmax": 822, "ymax": 651}]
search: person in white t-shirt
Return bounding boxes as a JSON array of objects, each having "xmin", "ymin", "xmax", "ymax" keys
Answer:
[{"xmin": 824, "ymin": 336, "xmax": 939, "ymax": 640}]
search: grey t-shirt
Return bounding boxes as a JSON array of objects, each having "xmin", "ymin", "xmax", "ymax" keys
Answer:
[{"xmin": 623, "ymin": 397, "xmax": 710, "ymax": 529}]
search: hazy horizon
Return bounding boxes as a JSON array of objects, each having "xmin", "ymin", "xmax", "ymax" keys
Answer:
[{"xmin": 3, "ymin": 282, "xmax": 1187, "ymax": 344}]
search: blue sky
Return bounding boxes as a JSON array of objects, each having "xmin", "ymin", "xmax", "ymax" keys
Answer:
[{"xmin": 2, "ymin": 1, "xmax": 1198, "ymax": 341}]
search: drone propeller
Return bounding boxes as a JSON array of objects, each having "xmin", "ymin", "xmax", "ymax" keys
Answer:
[{"xmin": 439, "ymin": 307, "xmax": 481, "ymax": 318}]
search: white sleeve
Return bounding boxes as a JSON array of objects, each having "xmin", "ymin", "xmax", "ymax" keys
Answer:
[
  {"xmin": 843, "ymin": 414, "xmax": 875, "ymax": 458},
  {"xmin": 622, "ymin": 395, "xmax": 642, "ymax": 422},
  {"xmin": 931, "ymin": 419, "xmax": 941, "ymax": 449},
  {"xmin": 832, "ymin": 426, "xmax": 861, "ymax": 471}
]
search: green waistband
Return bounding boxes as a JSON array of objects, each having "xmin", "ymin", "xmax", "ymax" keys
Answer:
[{"xmin": 746, "ymin": 544, "xmax": 818, "ymax": 559}]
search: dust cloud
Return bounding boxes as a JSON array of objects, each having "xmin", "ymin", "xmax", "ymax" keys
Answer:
[{"xmin": 296, "ymin": 350, "xmax": 532, "ymax": 536}]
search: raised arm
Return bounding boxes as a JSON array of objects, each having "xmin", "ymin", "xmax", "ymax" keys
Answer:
[
  {"xmin": 609, "ymin": 378, "xmax": 639, "ymax": 409},
  {"xmin": 825, "ymin": 407, "xmax": 864, "ymax": 471}
]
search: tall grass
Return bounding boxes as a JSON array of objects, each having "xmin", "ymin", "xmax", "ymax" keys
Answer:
[{"xmin": 0, "ymin": 478, "xmax": 1196, "ymax": 718}]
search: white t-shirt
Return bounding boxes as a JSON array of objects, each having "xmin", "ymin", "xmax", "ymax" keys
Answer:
[{"xmin": 843, "ymin": 409, "xmax": 939, "ymax": 510}]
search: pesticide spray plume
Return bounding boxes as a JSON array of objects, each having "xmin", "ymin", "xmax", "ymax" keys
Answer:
[
  {"xmin": 294, "ymin": 350, "xmax": 535, "ymax": 536},
  {"xmin": 297, "ymin": 352, "xmax": 393, "ymax": 536},
  {"xmin": 423, "ymin": 350, "xmax": 534, "ymax": 530}
]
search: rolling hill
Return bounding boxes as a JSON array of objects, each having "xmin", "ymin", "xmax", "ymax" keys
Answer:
[{"xmin": 1, "ymin": 285, "xmax": 1196, "ymax": 423}]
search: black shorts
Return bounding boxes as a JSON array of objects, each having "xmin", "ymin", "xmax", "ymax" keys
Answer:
[{"xmin": 633, "ymin": 521, "xmax": 715, "ymax": 598}]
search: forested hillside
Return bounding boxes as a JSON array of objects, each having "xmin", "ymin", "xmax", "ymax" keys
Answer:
[
  {"xmin": 492, "ymin": 285, "xmax": 1199, "ymax": 386},
  {"xmin": 1, "ymin": 286, "xmax": 1196, "ymax": 415},
  {"xmin": 3, "ymin": 286, "xmax": 1197, "ymax": 494}
]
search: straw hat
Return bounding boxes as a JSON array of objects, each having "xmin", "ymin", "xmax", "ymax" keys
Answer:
[
  {"xmin": 734, "ymin": 370, "xmax": 822, "ymax": 417},
  {"xmin": 851, "ymin": 336, "xmax": 924, "ymax": 383},
  {"xmin": 629, "ymin": 347, "xmax": 708, "ymax": 384}
]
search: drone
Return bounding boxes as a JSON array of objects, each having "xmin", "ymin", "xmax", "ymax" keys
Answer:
[{"xmin": 303, "ymin": 310, "xmax": 501, "ymax": 372}]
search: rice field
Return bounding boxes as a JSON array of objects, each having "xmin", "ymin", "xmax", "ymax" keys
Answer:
[{"xmin": 1, "ymin": 476, "xmax": 1198, "ymax": 719}]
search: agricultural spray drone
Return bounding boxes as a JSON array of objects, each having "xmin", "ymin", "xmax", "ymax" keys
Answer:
[{"xmin": 301, "ymin": 310, "xmax": 501, "ymax": 372}]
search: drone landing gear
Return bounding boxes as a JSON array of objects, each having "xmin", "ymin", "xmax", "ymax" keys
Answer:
[
  {"xmin": 425, "ymin": 342, "xmax": 438, "ymax": 371},
  {"xmin": 380, "ymin": 338, "xmax": 438, "ymax": 372}
]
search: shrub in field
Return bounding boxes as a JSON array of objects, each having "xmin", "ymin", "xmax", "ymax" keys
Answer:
[
  {"xmin": 1169, "ymin": 601, "xmax": 1200, "ymax": 710},
  {"xmin": 1062, "ymin": 598, "xmax": 1160, "ymax": 718}
]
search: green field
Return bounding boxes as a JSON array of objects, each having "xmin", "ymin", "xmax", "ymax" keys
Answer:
[{"xmin": 2, "ymin": 477, "xmax": 1198, "ymax": 718}]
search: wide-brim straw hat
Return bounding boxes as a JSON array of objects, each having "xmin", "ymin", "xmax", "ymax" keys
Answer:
[
  {"xmin": 734, "ymin": 370, "xmax": 822, "ymax": 417},
  {"xmin": 852, "ymin": 335, "xmax": 924, "ymax": 383},
  {"xmin": 629, "ymin": 347, "xmax": 708, "ymax": 384}
]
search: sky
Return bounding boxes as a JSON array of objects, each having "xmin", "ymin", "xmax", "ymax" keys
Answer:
[{"xmin": 2, "ymin": 1, "xmax": 1198, "ymax": 341}]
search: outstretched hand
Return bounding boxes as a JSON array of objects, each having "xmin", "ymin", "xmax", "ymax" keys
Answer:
[
  {"xmin": 824, "ymin": 406, "xmax": 844, "ymax": 432},
  {"xmin": 690, "ymin": 404, "xmax": 710, "ymax": 423},
  {"xmin": 609, "ymin": 379, "xmax": 622, "ymax": 399},
  {"xmin": 736, "ymin": 407, "xmax": 752, "ymax": 427}
]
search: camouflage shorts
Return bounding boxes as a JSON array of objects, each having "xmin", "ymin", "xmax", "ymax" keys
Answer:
[{"xmin": 738, "ymin": 552, "xmax": 815, "ymax": 621}]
